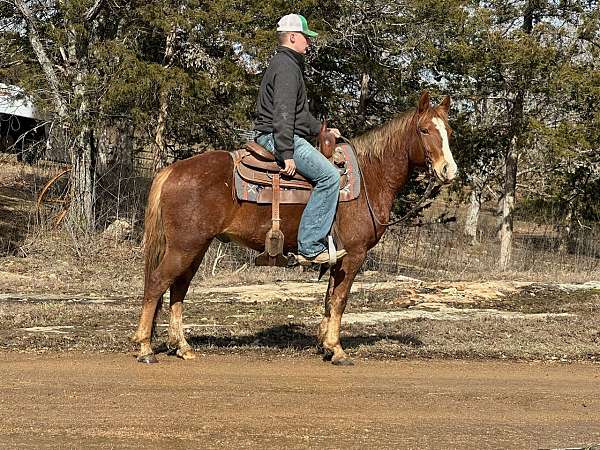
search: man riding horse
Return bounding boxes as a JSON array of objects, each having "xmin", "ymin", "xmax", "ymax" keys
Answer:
[
  {"xmin": 132, "ymin": 13, "xmax": 458, "ymax": 365},
  {"xmin": 253, "ymin": 14, "xmax": 347, "ymax": 265}
]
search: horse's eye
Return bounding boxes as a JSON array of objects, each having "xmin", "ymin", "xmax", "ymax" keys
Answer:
[{"xmin": 420, "ymin": 128, "xmax": 429, "ymax": 135}]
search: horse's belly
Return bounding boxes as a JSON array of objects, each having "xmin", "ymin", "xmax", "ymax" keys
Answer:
[{"xmin": 221, "ymin": 202, "xmax": 305, "ymax": 252}]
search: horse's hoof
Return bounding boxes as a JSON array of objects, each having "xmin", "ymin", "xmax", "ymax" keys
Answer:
[
  {"xmin": 165, "ymin": 343, "xmax": 178, "ymax": 356},
  {"xmin": 177, "ymin": 348, "xmax": 196, "ymax": 360},
  {"xmin": 322, "ymin": 350, "xmax": 334, "ymax": 362},
  {"xmin": 332, "ymin": 358, "xmax": 354, "ymax": 366},
  {"xmin": 137, "ymin": 353, "xmax": 159, "ymax": 364}
]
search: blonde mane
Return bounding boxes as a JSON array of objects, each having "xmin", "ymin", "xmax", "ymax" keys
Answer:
[{"xmin": 351, "ymin": 109, "xmax": 416, "ymax": 161}]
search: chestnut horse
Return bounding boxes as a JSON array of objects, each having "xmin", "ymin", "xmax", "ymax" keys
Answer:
[{"xmin": 133, "ymin": 91, "xmax": 457, "ymax": 365}]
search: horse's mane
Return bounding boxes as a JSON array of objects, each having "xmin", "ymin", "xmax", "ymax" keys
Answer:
[{"xmin": 351, "ymin": 109, "xmax": 416, "ymax": 161}]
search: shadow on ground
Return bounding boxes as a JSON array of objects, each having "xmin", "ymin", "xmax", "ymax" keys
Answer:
[{"xmin": 180, "ymin": 324, "xmax": 423, "ymax": 352}]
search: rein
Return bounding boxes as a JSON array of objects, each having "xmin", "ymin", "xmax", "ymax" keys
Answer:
[{"xmin": 339, "ymin": 125, "xmax": 439, "ymax": 228}]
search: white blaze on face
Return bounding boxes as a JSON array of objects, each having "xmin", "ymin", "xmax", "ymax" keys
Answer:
[{"xmin": 432, "ymin": 117, "xmax": 458, "ymax": 181}]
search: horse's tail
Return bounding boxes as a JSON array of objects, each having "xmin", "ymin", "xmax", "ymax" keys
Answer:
[{"xmin": 143, "ymin": 166, "xmax": 173, "ymax": 285}]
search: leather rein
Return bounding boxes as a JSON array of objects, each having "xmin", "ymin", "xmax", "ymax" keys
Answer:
[{"xmin": 340, "ymin": 120, "xmax": 439, "ymax": 228}]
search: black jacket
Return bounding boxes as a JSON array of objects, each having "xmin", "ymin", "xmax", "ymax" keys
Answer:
[{"xmin": 254, "ymin": 46, "xmax": 321, "ymax": 161}]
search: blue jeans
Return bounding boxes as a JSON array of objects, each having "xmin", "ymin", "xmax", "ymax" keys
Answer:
[{"xmin": 256, "ymin": 133, "xmax": 340, "ymax": 257}]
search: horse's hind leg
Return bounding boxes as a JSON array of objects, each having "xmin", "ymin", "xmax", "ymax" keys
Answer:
[
  {"xmin": 166, "ymin": 251, "xmax": 206, "ymax": 360},
  {"xmin": 133, "ymin": 247, "xmax": 198, "ymax": 362}
]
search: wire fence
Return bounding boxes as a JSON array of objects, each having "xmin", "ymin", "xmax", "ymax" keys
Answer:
[{"xmin": 1, "ymin": 133, "xmax": 598, "ymax": 282}]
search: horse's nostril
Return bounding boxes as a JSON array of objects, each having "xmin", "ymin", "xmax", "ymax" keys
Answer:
[{"xmin": 442, "ymin": 164, "xmax": 448, "ymax": 177}]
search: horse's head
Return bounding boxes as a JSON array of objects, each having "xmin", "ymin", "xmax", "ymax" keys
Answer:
[{"xmin": 414, "ymin": 91, "xmax": 458, "ymax": 184}]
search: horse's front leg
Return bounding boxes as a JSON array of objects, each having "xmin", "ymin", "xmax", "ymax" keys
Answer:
[
  {"xmin": 317, "ymin": 274, "xmax": 335, "ymax": 354},
  {"xmin": 318, "ymin": 251, "xmax": 366, "ymax": 365}
]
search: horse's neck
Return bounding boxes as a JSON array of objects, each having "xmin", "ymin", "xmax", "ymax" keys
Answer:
[{"xmin": 359, "ymin": 115, "xmax": 420, "ymax": 224}]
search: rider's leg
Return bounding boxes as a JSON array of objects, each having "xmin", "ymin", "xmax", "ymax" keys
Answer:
[
  {"xmin": 255, "ymin": 133, "xmax": 340, "ymax": 258},
  {"xmin": 291, "ymin": 136, "xmax": 340, "ymax": 258}
]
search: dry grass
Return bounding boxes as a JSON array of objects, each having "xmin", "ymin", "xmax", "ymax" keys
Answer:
[
  {"xmin": 1, "ymin": 278, "xmax": 598, "ymax": 362},
  {"xmin": 363, "ymin": 198, "xmax": 599, "ymax": 283},
  {"xmin": 2, "ymin": 154, "xmax": 597, "ymax": 285},
  {"xmin": 1, "ymin": 156, "xmax": 599, "ymax": 361},
  {"xmin": 366, "ymin": 230, "xmax": 599, "ymax": 284}
]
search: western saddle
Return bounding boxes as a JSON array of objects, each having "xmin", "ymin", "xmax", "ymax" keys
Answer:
[{"xmin": 235, "ymin": 124, "xmax": 345, "ymax": 267}]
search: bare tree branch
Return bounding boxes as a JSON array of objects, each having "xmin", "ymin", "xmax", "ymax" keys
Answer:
[
  {"xmin": 0, "ymin": 59, "xmax": 23, "ymax": 68},
  {"xmin": 84, "ymin": 0, "xmax": 105, "ymax": 22},
  {"xmin": 13, "ymin": 0, "xmax": 67, "ymax": 117}
]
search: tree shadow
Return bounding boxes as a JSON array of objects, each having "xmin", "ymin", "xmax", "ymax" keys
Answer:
[{"xmin": 181, "ymin": 323, "xmax": 423, "ymax": 352}]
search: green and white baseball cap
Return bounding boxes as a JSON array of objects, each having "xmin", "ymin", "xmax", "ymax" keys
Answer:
[{"xmin": 277, "ymin": 14, "xmax": 318, "ymax": 38}]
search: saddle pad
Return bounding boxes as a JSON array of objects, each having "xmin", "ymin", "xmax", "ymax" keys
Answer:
[{"xmin": 232, "ymin": 143, "xmax": 361, "ymax": 205}]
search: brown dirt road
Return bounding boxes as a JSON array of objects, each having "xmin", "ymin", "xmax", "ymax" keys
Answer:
[{"xmin": 0, "ymin": 353, "xmax": 599, "ymax": 449}]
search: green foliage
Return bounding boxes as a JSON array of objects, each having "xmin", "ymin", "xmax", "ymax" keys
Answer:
[{"xmin": 1, "ymin": 0, "xmax": 597, "ymax": 229}]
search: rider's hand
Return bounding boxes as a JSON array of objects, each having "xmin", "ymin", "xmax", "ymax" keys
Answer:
[
  {"xmin": 281, "ymin": 159, "xmax": 296, "ymax": 177},
  {"xmin": 327, "ymin": 128, "xmax": 341, "ymax": 138}
]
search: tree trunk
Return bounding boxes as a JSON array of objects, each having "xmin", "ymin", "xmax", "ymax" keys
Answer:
[
  {"xmin": 69, "ymin": 127, "xmax": 96, "ymax": 231},
  {"xmin": 499, "ymin": 1, "xmax": 533, "ymax": 270},
  {"xmin": 495, "ymin": 193, "xmax": 504, "ymax": 240},
  {"xmin": 499, "ymin": 134, "xmax": 518, "ymax": 270},
  {"xmin": 67, "ymin": 52, "xmax": 96, "ymax": 231},
  {"xmin": 152, "ymin": 27, "xmax": 177, "ymax": 173},
  {"xmin": 152, "ymin": 87, "xmax": 170, "ymax": 172},
  {"xmin": 558, "ymin": 207, "xmax": 574, "ymax": 254},
  {"xmin": 464, "ymin": 188, "xmax": 481, "ymax": 245},
  {"xmin": 17, "ymin": 0, "xmax": 104, "ymax": 233},
  {"xmin": 14, "ymin": 0, "xmax": 67, "ymax": 117}
]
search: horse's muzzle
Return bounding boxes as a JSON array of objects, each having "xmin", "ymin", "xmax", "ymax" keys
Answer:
[{"xmin": 435, "ymin": 162, "xmax": 458, "ymax": 184}]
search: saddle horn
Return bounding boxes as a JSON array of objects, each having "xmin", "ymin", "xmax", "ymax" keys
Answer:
[{"xmin": 319, "ymin": 119, "xmax": 336, "ymax": 159}]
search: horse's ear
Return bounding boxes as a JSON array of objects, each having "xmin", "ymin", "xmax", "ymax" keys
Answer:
[
  {"xmin": 417, "ymin": 91, "xmax": 430, "ymax": 114},
  {"xmin": 439, "ymin": 95, "xmax": 451, "ymax": 113}
]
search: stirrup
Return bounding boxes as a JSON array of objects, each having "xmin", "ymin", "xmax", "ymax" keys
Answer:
[
  {"xmin": 294, "ymin": 237, "xmax": 346, "ymax": 267},
  {"xmin": 328, "ymin": 235, "xmax": 337, "ymax": 266}
]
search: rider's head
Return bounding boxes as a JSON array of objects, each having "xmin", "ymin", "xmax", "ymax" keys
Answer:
[{"xmin": 276, "ymin": 14, "xmax": 317, "ymax": 55}]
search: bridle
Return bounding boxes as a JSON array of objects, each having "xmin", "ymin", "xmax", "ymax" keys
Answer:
[{"xmin": 346, "ymin": 111, "xmax": 441, "ymax": 229}]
